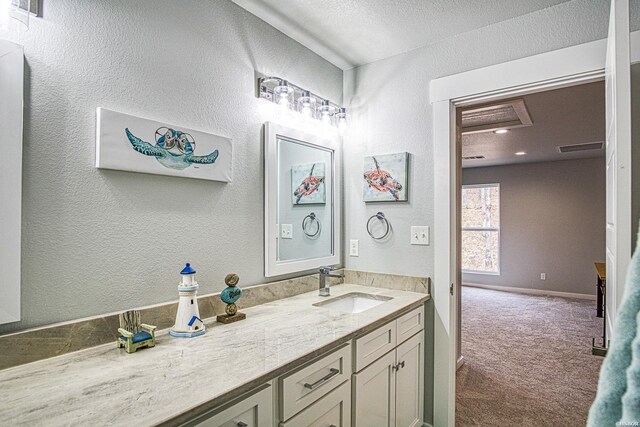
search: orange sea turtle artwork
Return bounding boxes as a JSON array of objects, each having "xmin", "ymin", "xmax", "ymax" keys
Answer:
[
  {"xmin": 293, "ymin": 163, "xmax": 325, "ymax": 205},
  {"xmin": 363, "ymin": 155, "xmax": 406, "ymax": 202}
]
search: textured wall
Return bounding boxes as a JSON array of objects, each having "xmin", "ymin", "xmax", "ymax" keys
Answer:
[
  {"xmin": 0, "ymin": 0, "xmax": 342, "ymax": 334},
  {"xmin": 343, "ymin": 0, "xmax": 639, "ymax": 280},
  {"xmin": 461, "ymin": 158, "xmax": 605, "ymax": 296}
]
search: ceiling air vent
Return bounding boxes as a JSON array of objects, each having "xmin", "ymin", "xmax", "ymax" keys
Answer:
[
  {"xmin": 461, "ymin": 98, "xmax": 533, "ymax": 135},
  {"xmin": 462, "ymin": 155, "xmax": 485, "ymax": 160},
  {"xmin": 557, "ymin": 142, "xmax": 604, "ymax": 153}
]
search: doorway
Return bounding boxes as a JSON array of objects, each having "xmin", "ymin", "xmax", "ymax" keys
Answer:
[
  {"xmin": 430, "ymin": 29, "xmax": 638, "ymax": 426},
  {"xmin": 454, "ymin": 82, "xmax": 607, "ymax": 426}
]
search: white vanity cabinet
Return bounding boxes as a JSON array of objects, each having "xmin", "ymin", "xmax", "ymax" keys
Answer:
[
  {"xmin": 186, "ymin": 306, "xmax": 424, "ymax": 427},
  {"xmin": 193, "ymin": 384, "xmax": 273, "ymax": 427},
  {"xmin": 353, "ymin": 306, "xmax": 425, "ymax": 427}
]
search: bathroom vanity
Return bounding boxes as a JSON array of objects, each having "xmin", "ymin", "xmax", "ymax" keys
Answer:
[{"xmin": 0, "ymin": 284, "xmax": 429, "ymax": 426}]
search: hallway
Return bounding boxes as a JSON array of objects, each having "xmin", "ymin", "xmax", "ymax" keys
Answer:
[{"xmin": 456, "ymin": 287, "xmax": 603, "ymax": 426}]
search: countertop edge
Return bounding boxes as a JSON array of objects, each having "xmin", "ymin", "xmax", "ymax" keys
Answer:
[{"xmin": 157, "ymin": 295, "xmax": 430, "ymax": 427}]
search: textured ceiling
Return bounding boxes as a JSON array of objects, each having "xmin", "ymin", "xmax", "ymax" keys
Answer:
[
  {"xmin": 231, "ymin": 0, "xmax": 572, "ymax": 69},
  {"xmin": 462, "ymin": 81, "xmax": 605, "ymax": 168}
]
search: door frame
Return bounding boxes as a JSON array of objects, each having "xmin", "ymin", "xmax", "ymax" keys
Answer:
[{"xmin": 429, "ymin": 32, "xmax": 640, "ymax": 426}]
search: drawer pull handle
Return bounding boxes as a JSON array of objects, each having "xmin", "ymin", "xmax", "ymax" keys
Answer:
[
  {"xmin": 330, "ymin": 425, "xmax": 337, "ymax": 427},
  {"xmin": 303, "ymin": 368, "xmax": 340, "ymax": 390},
  {"xmin": 237, "ymin": 423, "xmax": 248, "ymax": 427}
]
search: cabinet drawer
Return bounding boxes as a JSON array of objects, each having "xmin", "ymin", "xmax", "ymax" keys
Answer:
[
  {"xmin": 396, "ymin": 306, "xmax": 424, "ymax": 345},
  {"xmin": 355, "ymin": 321, "xmax": 396, "ymax": 372},
  {"xmin": 280, "ymin": 343, "xmax": 351, "ymax": 421},
  {"xmin": 193, "ymin": 384, "xmax": 272, "ymax": 427},
  {"xmin": 280, "ymin": 380, "xmax": 351, "ymax": 427}
]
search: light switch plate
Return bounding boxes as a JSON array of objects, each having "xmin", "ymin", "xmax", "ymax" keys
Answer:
[
  {"xmin": 411, "ymin": 226, "xmax": 430, "ymax": 245},
  {"xmin": 281, "ymin": 224, "xmax": 293, "ymax": 239},
  {"xmin": 350, "ymin": 239, "xmax": 359, "ymax": 257}
]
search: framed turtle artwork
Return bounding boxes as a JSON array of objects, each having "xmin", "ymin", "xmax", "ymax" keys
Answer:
[
  {"xmin": 291, "ymin": 162, "xmax": 326, "ymax": 205},
  {"xmin": 363, "ymin": 152, "xmax": 409, "ymax": 202},
  {"xmin": 95, "ymin": 108, "xmax": 232, "ymax": 182}
]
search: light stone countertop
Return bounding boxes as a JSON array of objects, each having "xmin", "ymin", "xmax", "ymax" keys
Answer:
[{"xmin": 0, "ymin": 284, "xmax": 429, "ymax": 426}]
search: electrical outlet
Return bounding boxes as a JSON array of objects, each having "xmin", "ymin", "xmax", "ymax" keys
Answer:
[
  {"xmin": 350, "ymin": 239, "xmax": 359, "ymax": 257},
  {"xmin": 540, "ymin": 273, "xmax": 546, "ymax": 280},
  {"xmin": 410, "ymin": 226, "xmax": 430, "ymax": 245},
  {"xmin": 281, "ymin": 224, "xmax": 293, "ymax": 239}
]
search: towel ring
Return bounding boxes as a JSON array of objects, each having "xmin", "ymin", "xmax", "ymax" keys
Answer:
[
  {"xmin": 302, "ymin": 212, "xmax": 321, "ymax": 238},
  {"xmin": 366, "ymin": 212, "xmax": 391, "ymax": 240}
]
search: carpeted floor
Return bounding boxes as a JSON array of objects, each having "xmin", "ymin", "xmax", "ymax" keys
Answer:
[{"xmin": 456, "ymin": 286, "xmax": 604, "ymax": 427}]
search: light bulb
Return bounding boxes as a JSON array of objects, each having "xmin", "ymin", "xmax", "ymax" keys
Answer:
[
  {"xmin": 318, "ymin": 100, "xmax": 335, "ymax": 126},
  {"xmin": 273, "ymin": 80, "xmax": 294, "ymax": 110},
  {"xmin": 297, "ymin": 90, "xmax": 316, "ymax": 119},
  {"xmin": 335, "ymin": 108, "xmax": 348, "ymax": 133}
]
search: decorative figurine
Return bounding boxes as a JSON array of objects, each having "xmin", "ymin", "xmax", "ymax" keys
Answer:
[
  {"xmin": 170, "ymin": 263, "xmax": 206, "ymax": 338},
  {"xmin": 117, "ymin": 310, "xmax": 156, "ymax": 353},
  {"xmin": 217, "ymin": 273, "xmax": 246, "ymax": 324}
]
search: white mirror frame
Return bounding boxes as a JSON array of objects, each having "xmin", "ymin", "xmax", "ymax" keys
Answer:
[
  {"xmin": 0, "ymin": 40, "xmax": 23, "ymax": 324},
  {"xmin": 264, "ymin": 122, "xmax": 342, "ymax": 277}
]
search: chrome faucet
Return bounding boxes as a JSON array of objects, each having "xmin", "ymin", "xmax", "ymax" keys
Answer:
[{"xmin": 319, "ymin": 266, "xmax": 344, "ymax": 296}]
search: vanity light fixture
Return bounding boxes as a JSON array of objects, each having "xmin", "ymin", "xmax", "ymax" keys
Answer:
[
  {"xmin": 494, "ymin": 129, "xmax": 510, "ymax": 134},
  {"xmin": 257, "ymin": 75, "xmax": 346, "ymax": 130},
  {"xmin": 515, "ymin": 151, "xmax": 527, "ymax": 156},
  {"xmin": 298, "ymin": 90, "xmax": 316, "ymax": 119}
]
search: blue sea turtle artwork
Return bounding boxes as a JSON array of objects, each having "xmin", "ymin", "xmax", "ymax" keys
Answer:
[{"xmin": 125, "ymin": 127, "xmax": 219, "ymax": 171}]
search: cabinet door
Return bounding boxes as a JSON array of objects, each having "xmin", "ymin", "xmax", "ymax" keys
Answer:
[
  {"xmin": 194, "ymin": 384, "xmax": 272, "ymax": 427},
  {"xmin": 353, "ymin": 350, "xmax": 396, "ymax": 427},
  {"xmin": 395, "ymin": 332, "xmax": 424, "ymax": 427},
  {"xmin": 280, "ymin": 380, "xmax": 351, "ymax": 427}
]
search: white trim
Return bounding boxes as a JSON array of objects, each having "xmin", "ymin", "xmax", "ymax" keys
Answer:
[
  {"xmin": 462, "ymin": 282, "xmax": 596, "ymax": 300},
  {"xmin": 430, "ymin": 31, "xmax": 640, "ymax": 427},
  {"xmin": 264, "ymin": 122, "xmax": 342, "ymax": 277},
  {"xmin": 456, "ymin": 355, "xmax": 465, "ymax": 370}
]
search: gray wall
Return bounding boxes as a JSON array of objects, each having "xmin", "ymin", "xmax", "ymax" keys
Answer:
[
  {"xmin": 461, "ymin": 159, "xmax": 605, "ymax": 296},
  {"xmin": 343, "ymin": 0, "xmax": 631, "ymax": 278},
  {"xmin": 0, "ymin": 0, "xmax": 342, "ymax": 334}
]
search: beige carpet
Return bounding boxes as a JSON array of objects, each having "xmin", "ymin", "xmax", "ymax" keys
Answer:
[{"xmin": 456, "ymin": 286, "xmax": 604, "ymax": 427}]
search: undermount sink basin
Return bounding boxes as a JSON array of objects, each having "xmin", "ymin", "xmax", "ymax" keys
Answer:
[{"xmin": 313, "ymin": 292, "xmax": 393, "ymax": 314}]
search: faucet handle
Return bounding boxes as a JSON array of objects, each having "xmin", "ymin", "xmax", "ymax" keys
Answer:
[{"xmin": 319, "ymin": 266, "xmax": 333, "ymax": 274}]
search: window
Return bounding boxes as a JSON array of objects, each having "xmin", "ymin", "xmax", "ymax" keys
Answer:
[{"xmin": 461, "ymin": 184, "xmax": 500, "ymax": 274}]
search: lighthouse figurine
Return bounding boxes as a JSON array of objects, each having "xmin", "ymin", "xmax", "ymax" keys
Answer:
[{"xmin": 170, "ymin": 263, "xmax": 206, "ymax": 338}]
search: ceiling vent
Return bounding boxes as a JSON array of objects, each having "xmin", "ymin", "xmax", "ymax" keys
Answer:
[
  {"xmin": 557, "ymin": 142, "xmax": 604, "ymax": 153},
  {"xmin": 462, "ymin": 155, "xmax": 485, "ymax": 160},
  {"xmin": 461, "ymin": 98, "xmax": 533, "ymax": 135}
]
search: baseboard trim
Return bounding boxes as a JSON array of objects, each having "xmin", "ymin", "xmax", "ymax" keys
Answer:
[{"xmin": 462, "ymin": 282, "xmax": 596, "ymax": 300}]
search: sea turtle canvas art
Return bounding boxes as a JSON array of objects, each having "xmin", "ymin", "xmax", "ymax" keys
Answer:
[
  {"xmin": 292, "ymin": 162, "xmax": 326, "ymax": 205},
  {"xmin": 95, "ymin": 108, "xmax": 232, "ymax": 182},
  {"xmin": 363, "ymin": 152, "xmax": 409, "ymax": 202}
]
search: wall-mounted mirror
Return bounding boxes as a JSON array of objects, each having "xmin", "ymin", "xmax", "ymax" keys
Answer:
[
  {"xmin": 264, "ymin": 122, "xmax": 341, "ymax": 277},
  {"xmin": 0, "ymin": 40, "xmax": 24, "ymax": 324}
]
